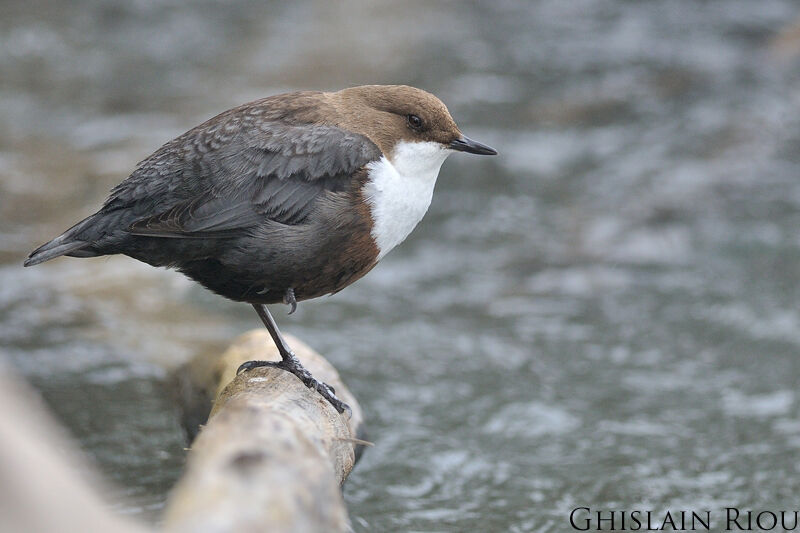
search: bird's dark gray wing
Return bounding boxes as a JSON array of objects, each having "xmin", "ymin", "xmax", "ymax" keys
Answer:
[{"xmin": 109, "ymin": 118, "xmax": 381, "ymax": 238}]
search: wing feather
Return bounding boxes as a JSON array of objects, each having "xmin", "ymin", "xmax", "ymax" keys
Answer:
[{"xmin": 122, "ymin": 116, "xmax": 381, "ymax": 238}]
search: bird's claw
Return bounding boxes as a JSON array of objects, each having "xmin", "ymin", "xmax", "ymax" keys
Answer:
[
  {"xmin": 301, "ymin": 376, "xmax": 350, "ymax": 415},
  {"xmin": 236, "ymin": 357, "xmax": 351, "ymax": 415},
  {"xmin": 237, "ymin": 359, "xmax": 271, "ymax": 375},
  {"xmin": 283, "ymin": 288, "xmax": 297, "ymax": 315}
]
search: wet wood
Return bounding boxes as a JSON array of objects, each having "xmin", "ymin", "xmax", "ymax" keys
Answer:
[{"xmin": 164, "ymin": 330, "xmax": 365, "ymax": 533}]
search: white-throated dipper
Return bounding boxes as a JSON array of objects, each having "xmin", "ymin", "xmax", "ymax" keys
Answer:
[{"xmin": 24, "ymin": 85, "xmax": 497, "ymax": 413}]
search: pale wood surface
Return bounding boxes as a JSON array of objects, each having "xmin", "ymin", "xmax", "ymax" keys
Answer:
[
  {"xmin": 163, "ymin": 330, "xmax": 365, "ymax": 533},
  {"xmin": 0, "ymin": 330, "xmax": 363, "ymax": 533},
  {"xmin": 0, "ymin": 365, "xmax": 148, "ymax": 533}
]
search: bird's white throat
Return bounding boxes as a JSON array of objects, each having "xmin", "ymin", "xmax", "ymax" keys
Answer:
[{"xmin": 363, "ymin": 141, "xmax": 451, "ymax": 260}]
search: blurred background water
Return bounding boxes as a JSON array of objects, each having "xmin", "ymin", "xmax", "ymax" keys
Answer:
[{"xmin": 3, "ymin": 0, "xmax": 800, "ymax": 531}]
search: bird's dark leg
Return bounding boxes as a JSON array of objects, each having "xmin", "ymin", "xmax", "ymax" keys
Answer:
[
  {"xmin": 237, "ymin": 303, "xmax": 350, "ymax": 415},
  {"xmin": 283, "ymin": 287, "xmax": 297, "ymax": 315}
]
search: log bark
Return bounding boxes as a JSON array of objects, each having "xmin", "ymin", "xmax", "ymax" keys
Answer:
[{"xmin": 164, "ymin": 330, "xmax": 365, "ymax": 533}]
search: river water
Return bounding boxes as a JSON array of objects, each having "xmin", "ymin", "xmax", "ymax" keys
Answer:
[{"xmin": 3, "ymin": 1, "xmax": 800, "ymax": 531}]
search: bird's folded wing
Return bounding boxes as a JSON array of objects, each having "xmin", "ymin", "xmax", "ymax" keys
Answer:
[
  {"xmin": 126, "ymin": 177, "xmax": 342, "ymax": 238},
  {"xmin": 116, "ymin": 120, "xmax": 381, "ymax": 238}
]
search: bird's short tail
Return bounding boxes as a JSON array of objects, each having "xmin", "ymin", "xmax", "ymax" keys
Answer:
[{"xmin": 23, "ymin": 215, "xmax": 101, "ymax": 267}]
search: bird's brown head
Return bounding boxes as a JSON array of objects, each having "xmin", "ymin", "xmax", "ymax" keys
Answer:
[{"xmin": 332, "ymin": 85, "xmax": 497, "ymax": 162}]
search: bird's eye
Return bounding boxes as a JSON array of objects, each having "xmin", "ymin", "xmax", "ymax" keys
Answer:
[{"xmin": 407, "ymin": 114, "xmax": 423, "ymax": 130}]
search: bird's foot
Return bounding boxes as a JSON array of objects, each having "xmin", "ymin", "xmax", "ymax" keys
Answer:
[
  {"xmin": 237, "ymin": 355, "xmax": 351, "ymax": 416},
  {"xmin": 283, "ymin": 288, "xmax": 297, "ymax": 315}
]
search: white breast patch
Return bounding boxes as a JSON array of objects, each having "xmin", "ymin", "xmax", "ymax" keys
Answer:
[{"xmin": 363, "ymin": 141, "xmax": 451, "ymax": 260}]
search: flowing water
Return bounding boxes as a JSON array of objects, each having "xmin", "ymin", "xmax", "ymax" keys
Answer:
[{"xmin": 3, "ymin": 1, "xmax": 800, "ymax": 531}]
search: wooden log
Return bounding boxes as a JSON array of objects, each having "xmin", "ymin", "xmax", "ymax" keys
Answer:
[
  {"xmin": 164, "ymin": 330, "xmax": 366, "ymax": 533},
  {"xmin": 0, "ymin": 365, "xmax": 149, "ymax": 533}
]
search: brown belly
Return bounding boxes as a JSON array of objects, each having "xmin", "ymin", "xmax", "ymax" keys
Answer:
[
  {"xmin": 176, "ymin": 197, "xmax": 379, "ymax": 305},
  {"xmin": 249, "ymin": 245, "xmax": 378, "ymax": 304},
  {"xmin": 176, "ymin": 245, "xmax": 377, "ymax": 305}
]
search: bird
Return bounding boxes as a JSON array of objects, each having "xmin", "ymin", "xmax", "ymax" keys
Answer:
[{"xmin": 24, "ymin": 85, "xmax": 497, "ymax": 414}]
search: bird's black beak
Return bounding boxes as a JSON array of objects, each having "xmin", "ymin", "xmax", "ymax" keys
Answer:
[{"xmin": 449, "ymin": 135, "xmax": 497, "ymax": 156}]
